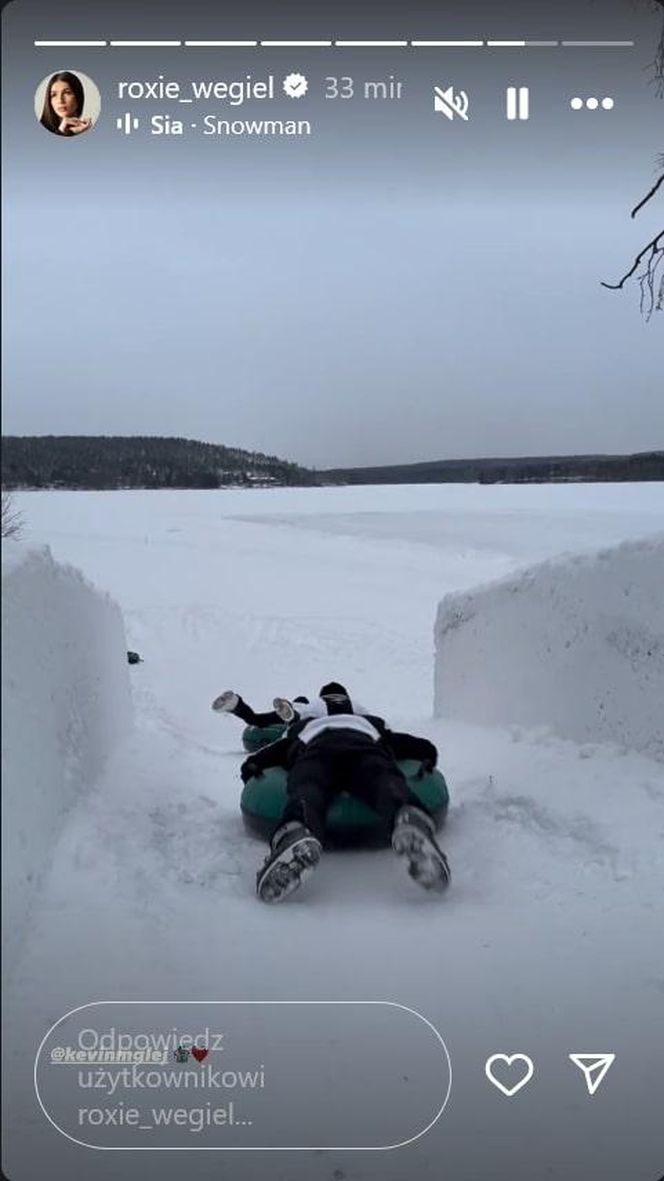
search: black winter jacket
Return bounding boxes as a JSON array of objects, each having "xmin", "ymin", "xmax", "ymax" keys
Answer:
[{"xmin": 240, "ymin": 714, "xmax": 437, "ymax": 778}]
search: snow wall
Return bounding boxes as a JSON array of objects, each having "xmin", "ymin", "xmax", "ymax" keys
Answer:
[
  {"xmin": 434, "ymin": 536, "xmax": 664, "ymax": 761},
  {"xmin": 1, "ymin": 545, "xmax": 133, "ymax": 966}
]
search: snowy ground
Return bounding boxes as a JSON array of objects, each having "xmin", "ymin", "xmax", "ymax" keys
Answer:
[{"xmin": 4, "ymin": 483, "xmax": 664, "ymax": 1181}]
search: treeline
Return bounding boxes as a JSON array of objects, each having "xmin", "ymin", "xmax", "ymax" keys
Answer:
[
  {"xmin": 322, "ymin": 451, "xmax": 664, "ymax": 486},
  {"xmin": 4, "ymin": 436, "xmax": 662, "ymax": 491},
  {"xmin": 1, "ymin": 436, "xmax": 318, "ymax": 490}
]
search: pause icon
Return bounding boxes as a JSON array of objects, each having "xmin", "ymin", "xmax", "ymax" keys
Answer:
[{"xmin": 506, "ymin": 86, "xmax": 529, "ymax": 120}]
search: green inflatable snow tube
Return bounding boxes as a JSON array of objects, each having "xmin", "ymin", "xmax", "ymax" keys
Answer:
[
  {"xmin": 242, "ymin": 723, "xmax": 286, "ymax": 753},
  {"xmin": 241, "ymin": 758, "xmax": 449, "ymax": 847}
]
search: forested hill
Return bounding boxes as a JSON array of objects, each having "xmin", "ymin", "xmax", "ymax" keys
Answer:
[
  {"xmin": 1, "ymin": 436, "xmax": 317, "ymax": 490},
  {"xmin": 3, "ymin": 436, "xmax": 663, "ymax": 491},
  {"xmin": 321, "ymin": 451, "xmax": 664, "ymax": 485}
]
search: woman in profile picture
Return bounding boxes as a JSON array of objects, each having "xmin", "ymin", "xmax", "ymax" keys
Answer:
[{"xmin": 40, "ymin": 71, "xmax": 92, "ymax": 136}]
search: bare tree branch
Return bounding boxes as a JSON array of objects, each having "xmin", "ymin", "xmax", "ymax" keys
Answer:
[
  {"xmin": 601, "ymin": 232, "xmax": 663, "ymax": 289},
  {"xmin": 1, "ymin": 492, "xmax": 23, "ymax": 539},
  {"xmin": 651, "ymin": 0, "xmax": 664, "ymax": 94},
  {"xmin": 602, "ymin": 170, "xmax": 663, "ymax": 318},
  {"xmin": 600, "ymin": 3, "xmax": 663, "ymax": 316},
  {"xmin": 601, "ymin": 232, "xmax": 664, "ymax": 319},
  {"xmin": 631, "ymin": 172, "xmax": 664, "ymax": 217}
]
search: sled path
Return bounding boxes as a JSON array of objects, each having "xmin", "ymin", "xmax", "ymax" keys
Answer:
[{"xmin": 5, "ymin": 485, "xmax": 664, "ymax": 1181}]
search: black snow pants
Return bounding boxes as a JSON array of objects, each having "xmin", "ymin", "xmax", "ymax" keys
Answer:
[{"xmin": 281, "ymin": 730, "xmax": 422, "ymax": 844}]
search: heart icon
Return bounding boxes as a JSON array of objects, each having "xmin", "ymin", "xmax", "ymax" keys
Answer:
[
  {"xmin": 192, "ymin": 1046, "xmax": 208, "ymax": 1063},
  {"xmin": 485, "ymin": 1053, "xmax": 534, "ymax": 1097}
]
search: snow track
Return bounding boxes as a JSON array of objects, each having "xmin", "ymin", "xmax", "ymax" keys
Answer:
[{"xmin": 4, "ymin": 485, "xmax": 664, "ymax": 1181}]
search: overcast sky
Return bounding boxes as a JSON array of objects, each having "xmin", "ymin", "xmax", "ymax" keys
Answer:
[{"xmin": 3, "ymin": 0, "xmax": 663, "ymax": 467}]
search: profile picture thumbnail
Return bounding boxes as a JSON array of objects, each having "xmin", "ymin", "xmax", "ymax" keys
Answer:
[{"xmin": 35, "ymin": 70, "xmax": 101, "ymax": 137}]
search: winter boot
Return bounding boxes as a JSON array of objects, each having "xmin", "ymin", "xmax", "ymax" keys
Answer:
[
  {"xmin": 391, "ymin": 806, "xmax": 450, "ymax": 892},
  {"xmin": 256, "ymin": 821, "xmax": 322, "ymax": 903},
  {"xmin": 212, "ymin": 690, "xmax": 239, "ymax": 713},
  {"xmin": 273, "ymin": 697, "xmax": 296, "ymax": 723}
]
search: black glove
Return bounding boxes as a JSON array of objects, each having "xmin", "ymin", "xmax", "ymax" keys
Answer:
[
  {"xmin": 241, "ymin": 760, "xmax": 264, "ymax": 784},
  {"xmin": 415, "ymin": 758, "xmax": 436, "ymax": 780}
]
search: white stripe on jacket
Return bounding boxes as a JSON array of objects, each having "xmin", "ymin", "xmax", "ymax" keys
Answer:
[{"xmin": 298, "ymin": 714, "xmax": 381, "ymax": 745}]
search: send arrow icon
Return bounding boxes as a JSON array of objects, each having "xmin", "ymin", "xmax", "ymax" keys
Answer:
[{"xmin": 569, "ymin": 1053, "xmax": 616, "ymax": 1095}]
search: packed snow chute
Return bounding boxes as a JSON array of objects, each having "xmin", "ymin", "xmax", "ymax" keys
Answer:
[
  {"xmin": 242, "ymin": 723, "xmax": 286, "ymax": 752},
  {"xmin": 241, "ymin": 758, "xmax": 449, "ymax": 846}
]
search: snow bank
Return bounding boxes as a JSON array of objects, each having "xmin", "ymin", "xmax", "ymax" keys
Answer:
[
  {"xmin": 1, "ymin": 545, "xmax": 133, "ymax": 965},
  {"xmin": 434, "ymin": 536, "xmax": 664, "ymax": 761}
]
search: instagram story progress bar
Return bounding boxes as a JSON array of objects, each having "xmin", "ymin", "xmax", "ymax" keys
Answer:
[{"xmin": 33, "ymin": 38, "xmax": 636, "ymax": 50}]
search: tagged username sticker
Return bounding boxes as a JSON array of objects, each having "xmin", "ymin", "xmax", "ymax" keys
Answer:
[{"xmin": 35, "ymin": 1000, "xmax": 452, "ymax": 1150}]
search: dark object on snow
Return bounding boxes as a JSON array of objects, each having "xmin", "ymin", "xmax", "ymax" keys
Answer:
[
  {"xmin": 127, "ymin": 651, "xmax": 142, "ymax": 665},
  {"xmin": 241, "ymin": 759, "xmax": 449, "ymax": 847}
]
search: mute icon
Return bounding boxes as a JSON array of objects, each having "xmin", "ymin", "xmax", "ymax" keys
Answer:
[{"xmin": 434, "ymin": 85, "xmax": 469, "ymax": 121}]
